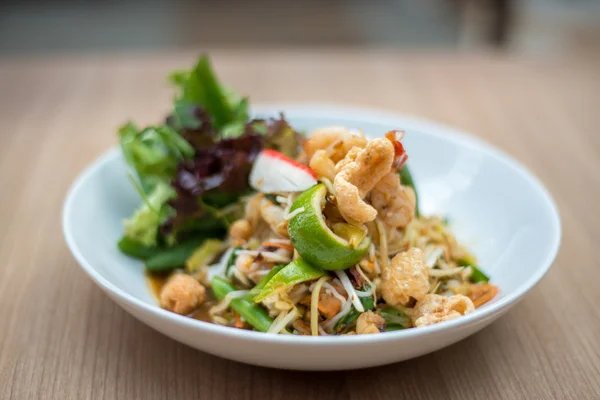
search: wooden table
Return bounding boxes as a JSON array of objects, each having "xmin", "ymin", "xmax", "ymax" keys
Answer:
[{"xmin": 1, "ymin": 51, "xmax": 598, "ymax": 399}]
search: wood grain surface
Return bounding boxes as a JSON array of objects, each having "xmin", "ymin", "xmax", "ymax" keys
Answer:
[{"xmin": 0, "ymin": 50, "xmax": 598, "ymax": 400}]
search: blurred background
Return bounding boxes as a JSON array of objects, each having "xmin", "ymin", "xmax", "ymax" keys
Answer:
[{"xmin": 1, "ymin": 0, "xmax": 599, "ymax": 56}]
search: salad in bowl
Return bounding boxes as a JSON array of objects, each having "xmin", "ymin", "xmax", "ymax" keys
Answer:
[{"xmin": 117, "ymin": 55, "xmax": 498, "ymax": 336}]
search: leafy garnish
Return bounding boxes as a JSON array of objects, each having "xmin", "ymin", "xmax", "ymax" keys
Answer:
[
  {"xmin": 123, "ymin": 180, "xmax": 175, "ymax": 247},
  {"xmin": 170, "ymin": 55, "xmax": 249, "ymax": 132},
  {"xmin": 119, "ymin": 122, "xmax": 194, "ymax": 192},
  {"xmin": 167, "ymin": 102, "xmax": 218, "ymax": 149},
  {"xmin": 118, "ymin": 122, "xmax": 195, "ymax": 246},
  {"xmin": 162, "ymin": 134, "xmax": 264, "ymax": 236},
  {"xmin": 245, "ymin": 114, "xmax": 303, "ymax": 158},
  {"xmin": 185, "ymin": 239, "xmax": 224, "ymax": 273},
  {"xmin": 119, "ymin": 56, "xmax": 302, "ymax": 254}
]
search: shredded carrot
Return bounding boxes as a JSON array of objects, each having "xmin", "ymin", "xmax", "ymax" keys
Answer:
[
  {"xmin": 468, "ymin": 283, "xmax": 499, "ymax": 308},
  {"xmin": 318, "ymin": 293, "xmax": 343, "ymax": 319},
  {"xmin": 234, "ymin": 313, "xmax": 245, "ymax": 329}
]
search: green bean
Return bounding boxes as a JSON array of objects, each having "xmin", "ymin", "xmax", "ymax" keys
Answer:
[
  {"xmin": 117, "ymin": 236, "xmax": 160, "ymax": 260},
  {"xmin": 211, "ymin": 276, "xmax": 274, "ymax": 332},
  {"xmin": 398, "ymin": 165, "xmax": 420, "ymax": 217},
  {"xmin": 144, "ymin": 236, "xmax": 207, "ymax": 272}
]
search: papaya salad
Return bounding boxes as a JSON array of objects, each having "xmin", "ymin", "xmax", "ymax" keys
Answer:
[{"xmin": 118, "ymin": 55, "xmax": 498, "ymax": 335}]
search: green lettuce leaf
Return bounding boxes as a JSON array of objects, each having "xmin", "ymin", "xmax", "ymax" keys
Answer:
[
  {"xmin": 123, "ymin": 181, "xmax": 175, "ymax": 247},
  {"xmin": 118, "ymin": 122, "xmax": 194, "ymax": 246},
  {"xmin": 169, "ymin": 55, "xmax": 249, "ymax": 133},
  {"xmin": 119, "ymin": 122, "xmax": 194, "ymax": 193},
  {"xmin": 244, "ymin": 115, "xmax": 303, "ymax": 158}
]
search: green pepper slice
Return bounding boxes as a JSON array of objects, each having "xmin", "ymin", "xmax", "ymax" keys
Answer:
[{"xmin": 254, "ymin": 258, "xmax": 325, "ymax": 302}]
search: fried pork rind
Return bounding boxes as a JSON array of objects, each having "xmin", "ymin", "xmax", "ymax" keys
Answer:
[
  {"xmin": 371, "ymin": 172, "xmax": 416, "ymax": 229},
  {"xmin": 304, "ymin": 126, "xmax": 368, "ymax": 163},
  {"xmin": 381, "ymin": 248, "xmax": 430, "ymax": 306},
  {"xmin": 356, "ymin": 310, "xmax": 386, "ymax": 334},
  {"xmin": 412, "ymin": 294, "xmax": 475, "ymax": 327},
  {"xmin": 333, "ymin": 138, "xmax": 395, "ymax": 223}
]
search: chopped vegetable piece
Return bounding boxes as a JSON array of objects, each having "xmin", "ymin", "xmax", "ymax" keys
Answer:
[
  {"xmin": 468, "ymin": 283, "xmax": 498, "ymax": 307},
  {"xmin": 119, "ymin": 122, "xmax": 194, "ymax": 193},
  {"xmin": 378, "ymin": 307, "xmax": 411, "ymax": 330},
  {"xmin": 333, "ymin": 286, "xmax": 375, "ymax": 333},
  {"xmin": 185, "ymin": 239, "xmax": 224, "ymax": 273},
  {"xmin": 248, "ymin": 264, "xmax": 286, "ymax": 297},
  {"xmin": 469, "ymin": 266, "xmax": 490, "ymax": 283},
  {"xmin": 168, "ymin": 103, "xmax": 217, "ymax": 150},
  {"xmin": 211, "ymin": 277, "xmax": 273, "ymax": 332},
  {"xmin": 245, "ymin": 115, "xmax": 303, "ymax": 158},
  {"xmin": 123, "ymin": 180, "xmax": 175, "ymax": 247},
  {"xmin": 254, "ymin": 258, "xmax": 325, "ymax": 302},
  {"xmin": 163, "ymin": 134, "xmax": 263, "ymax": 236},
  {"xmin": 171, "ymin": 55, "xmax": 249, "ymax": 132},
  {"xmin": 224, "ymin": 246, "xmax": 242, "ymax": 276},
  {"xmin": 457, "ymin": 257, "xmax": 490, "ymax": 283}
]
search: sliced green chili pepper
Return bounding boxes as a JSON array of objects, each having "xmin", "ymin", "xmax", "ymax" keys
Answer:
[
  {"xmin": 145, "ymin": 236, "xmax": 207, "ymax": 272},
  {"xmin": 457, "ymin": 257, "xmax": 490, "ymax": 283},
  {"xmin": 398, "ymin": 165, "xmax": 420, "ymax": 217},
  {"xmin": 211, "ymin": 276, "xmax": 274, "ymax": 332},
  {"xmin": 248, "ymin": 264, "xmax": 286, "ymax": 297},
  {"xmin": 254, "ymin": 258, "xmax": 325, "ymax": 302}
]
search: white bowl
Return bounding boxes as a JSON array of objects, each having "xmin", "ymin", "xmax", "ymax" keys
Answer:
[{"xmin": 63, "ymin": 104, "xmax": 561, "ymax": 370}]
